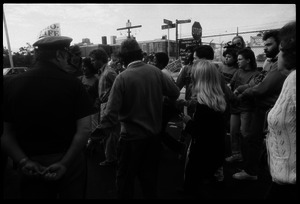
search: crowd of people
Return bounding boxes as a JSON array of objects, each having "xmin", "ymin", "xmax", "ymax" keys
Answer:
[{"xmin": 2, "ymin": 20, "xmax": 296, "ymax": 199}]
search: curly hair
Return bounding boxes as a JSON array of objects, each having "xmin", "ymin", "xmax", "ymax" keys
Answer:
[
  {"xmin": 88, "ymin": 48, "xmax": 108, "ymax": 64},
  {"xmin": 279, "ymin": 21, "xmax": 296, "ymax": 70},
  {"xmin": 222, "ymin": 46, "xmax": 239, "ymax": 59},
  {"xmin": 82, "ymin": 57, "xmax": 97, "ymax": 75},
  {"xmin": 262, "ymin": 29, "xmax": 280, "ymax": 45}
]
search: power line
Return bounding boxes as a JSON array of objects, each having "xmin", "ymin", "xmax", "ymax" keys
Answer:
[
  {"xmin": 179, "ymin": 27, "xmax": 280, "ymax": 42},
  {"xmin": 182, "ymin": 20, "xmax": 293, "ymax": 37}
]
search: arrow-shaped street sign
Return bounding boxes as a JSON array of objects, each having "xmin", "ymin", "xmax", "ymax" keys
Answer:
[
  {"xmin": 163, "ymin": 19, "xmax": 173, "ymax": 25},
  {"xmin": 162, "ymin": 23, "xmax": 175, "ymax": 30},
  {"xmin": 177, "ymin": 19, "xmax": 191, "ymax": 24}
]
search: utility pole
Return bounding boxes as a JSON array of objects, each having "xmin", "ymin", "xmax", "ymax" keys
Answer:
[
  {"xmin": 117, "ymin": 19, "xmax": 142, "ymax": 39},
  {"xmin": 176, "ymin": 20, "xmax": 178, "ymax": 59},
  {"xmin": 3, "ymin": 8, "xmax": 14, "ymax": 68},
  {"xmin": 168, "ymin": 28, "xmax": 170, "ymax": 57}
]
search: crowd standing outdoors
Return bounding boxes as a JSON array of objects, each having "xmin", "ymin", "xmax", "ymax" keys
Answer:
[{"xmin": 2, "ymin": 20, "xmax": 296, "ymax": 200}]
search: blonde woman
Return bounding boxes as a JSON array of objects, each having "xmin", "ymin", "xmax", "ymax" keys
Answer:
[{"xmin": 181, "ymin": 59, "xmax": 227, "ymax": 197}]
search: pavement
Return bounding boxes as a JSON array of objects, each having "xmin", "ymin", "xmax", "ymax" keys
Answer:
[{"xmin": 2, "ymin": 116, "xmax": 273, "ymax": 199}]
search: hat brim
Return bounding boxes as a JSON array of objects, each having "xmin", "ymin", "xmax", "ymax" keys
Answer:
[{"xmin": 33, "ymin": 36, "xmax": 73, "ymax": 49}]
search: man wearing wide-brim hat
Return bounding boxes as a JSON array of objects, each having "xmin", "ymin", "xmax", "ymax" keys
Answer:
[
  {"xmin": 33, "ymin": 36, "xmax": 81, "ymax": 75},
  {"xmin": 2, "ymin": 36, "xmax": 95, "ymax": 199}
]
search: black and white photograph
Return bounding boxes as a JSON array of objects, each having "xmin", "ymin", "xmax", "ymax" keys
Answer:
[{"xmin": 2, "ymin": 3, "xmax": 296, "ymax": 200}]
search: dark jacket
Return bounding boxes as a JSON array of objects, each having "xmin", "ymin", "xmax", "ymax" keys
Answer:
[
  {"xmin": 185, "ymin": 103, "xmax": 226, "ymax": 170},
  {"xmin": 237, "ymin": 62, "xmax": 287, "ymax": 111}
]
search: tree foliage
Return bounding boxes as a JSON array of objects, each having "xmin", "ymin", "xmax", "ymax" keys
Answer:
[{"xmin": 3, "ymin": 44, "xmax": 34, "ymax": 68}]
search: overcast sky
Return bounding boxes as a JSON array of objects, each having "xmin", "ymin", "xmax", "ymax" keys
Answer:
[{"xmin": 3, "ymin": 4, "xmax": 296, "ymax": 52}]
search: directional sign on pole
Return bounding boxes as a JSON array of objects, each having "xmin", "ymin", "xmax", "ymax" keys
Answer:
[
  {"xmin": 163, "ymin": 19, "xmax": 173, "ymax": 25},
  {"xmin": 177, "ymin": 19, "xmax": 191, "ymax": 24},
  {"xmin": 161, "ymin": 23, "xmax": 175, "ymax": 30}
]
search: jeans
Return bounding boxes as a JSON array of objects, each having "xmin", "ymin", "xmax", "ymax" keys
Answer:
[
  {"xmin": 230, "ymin": 112, "xmax": 253, "ymax": 155},
  {"xmin": 243, "ymin": 107, "xmax": 271, "ymax": 176}
]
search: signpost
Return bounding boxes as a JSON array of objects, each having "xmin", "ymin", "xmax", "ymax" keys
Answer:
[
  {"xmin": 177, "ymin": 19, "xmax": 191, "ymax": 24},
  {"xmin": 163, "ymin": 19, "xmax": 173, "ymax": 25},
  {"xmin": 175, "ymin": 19, "xmax": 191, "ymax": 59},
  {"xmin": 161, "ymin": 19, "xmax": 175, "ymax": 57},
  {"xmin": 162, "ymin": 18, "xmax": 191, "ymax": 59},
  {"xmin": 161, "ymin": 24, "xmax": 175, "ymax": 29}
]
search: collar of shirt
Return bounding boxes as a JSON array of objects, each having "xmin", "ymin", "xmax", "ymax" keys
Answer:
[
  {"xmin": 269, "ymin": 55, "xmax": 278, "ymax": 63},
  {"xmin": 127, "ymin": 60, "xmax": 143, "ymax": 68}
]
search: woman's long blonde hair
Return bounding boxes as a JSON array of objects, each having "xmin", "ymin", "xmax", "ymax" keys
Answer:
[{"xmin": 191, "ymin": 59, "xmax": 226, "ymax": 112}]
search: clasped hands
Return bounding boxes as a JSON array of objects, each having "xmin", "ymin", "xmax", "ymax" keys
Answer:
[{"xmin": 19, "ymin": 159, "xmax": 66, "ymax": 181}]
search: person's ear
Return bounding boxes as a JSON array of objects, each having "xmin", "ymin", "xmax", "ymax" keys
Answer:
[
  {"xmin": 55, "ymin": 50, "xmax": 62, "ymax": 62},
  {"xmin": 56, "ymin": 50, "xmax": 67, "ymax": 62}
]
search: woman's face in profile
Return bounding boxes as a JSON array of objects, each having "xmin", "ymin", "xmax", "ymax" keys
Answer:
[
  {"xmin": 277, "ymin": 44, "xmax": 285, "ymax": 72},
  {"xmin": 237, "ymin": 54, "xmax": 249, "ymax": 69}
]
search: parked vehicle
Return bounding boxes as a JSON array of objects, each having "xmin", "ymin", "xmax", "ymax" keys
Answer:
[{"xmin": 3, "ymin": 67, "xmax": 28, "ymax": 76}]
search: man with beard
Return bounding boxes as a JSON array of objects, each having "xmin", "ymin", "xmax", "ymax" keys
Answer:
[
  {"xmin": 231, "ymin": 30, "xmax": 288, "ymax": 180},
  {"xmin": 261, "ymin": 31, "xmax": 280, "ymax": 72}
]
